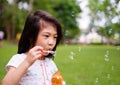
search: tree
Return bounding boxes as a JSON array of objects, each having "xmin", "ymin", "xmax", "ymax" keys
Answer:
[
  {"xmin": 0, "ymin": 0, "xmax": 29, "ymax": 40},
  {"xmin": 1, "ymin": 0, "xmax": 81, "ymax": 41},
  {"xmin": 52, "ymin": 0, "xmax": 81, "ymax": 39},
  {"xmin": 88, "ymin": 0, "xmax": 120, "ymax": 44},
  {"xmin": 0, "ymin": 0, "xmax": 14, "ymax": 40},
  {"xmin": 33, "ymin": 0, "xmax": 82, "ymax": 39}
]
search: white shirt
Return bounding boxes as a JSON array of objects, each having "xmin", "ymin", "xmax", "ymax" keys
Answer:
[{"xmin": 6, "ymin": 53, "xmax": 58, "ymax": 85}]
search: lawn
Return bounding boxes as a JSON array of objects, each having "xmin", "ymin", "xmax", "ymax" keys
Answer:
[{"xmin": 0, "ymin": 41, "xmax": 120, "ymax": 85}]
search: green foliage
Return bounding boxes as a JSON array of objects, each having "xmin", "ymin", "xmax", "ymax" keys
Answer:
[
  {"xmin": 33, "ymin": 0, "xmax": 81, "ymax": 39},
  {"xmin": 52, "ymin": 0, "xmax": 81, "ymax": 39},
  {"xmin": 0, "ymin": 0, "xmax": 28, "ymax": 39},
  {"xmin": 1, "ymin": 0, "xmax": 81, "ymax": 40},
  {"xmin": 98, "ymin": 26, "xmax": 114, "ymax": 37},
  {"xmin": 15, "ymin": 9, "xmax": 28, "ymax": 33},
  {"xmin": 88, "ymin": 0, "xmax": 120, "ymax": 43},
  {"xmin": 98, "ymin": 23, "xmax": 120, "ymax": 42},
  {"xmin": 1, "ymin": 1, "xmax": 13, "ymax": 26},
  {"xmin": 111, "ymin": 23, "xmax": 120, "ymax": 33}
]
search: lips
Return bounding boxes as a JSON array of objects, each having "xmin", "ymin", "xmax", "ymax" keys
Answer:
[{"xmin": 48, "ymin": 48, "xmax": 52, "ymax": 51}]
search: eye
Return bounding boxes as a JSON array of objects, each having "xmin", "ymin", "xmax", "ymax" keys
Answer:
[
  {"xmin": 54, "ymin": 35, "xmax": 58, "ymax": 39},
  {"xmin": 43, "ymin": 35, "xmax": 49, "ymax": 38},
  {"xmin": 54, "ymin": 36, "xmax": 57, "ymax": 38}
]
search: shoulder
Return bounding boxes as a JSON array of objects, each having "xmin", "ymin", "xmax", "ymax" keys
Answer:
[
  {"xmin": 6, "ymin": 53, "xmax": 26, "ymax": 71},
  {"xmin": 10, "ymin": 53, "xmax": 26, "ymax": 60},
  {"xmin": 8, "ymin": 53, "xmax": 26, "ymax": 64}
]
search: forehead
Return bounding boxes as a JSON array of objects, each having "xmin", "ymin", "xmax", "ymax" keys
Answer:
[
  {"xmin": 39, "ymin": 19, "xmax": 57, "ymax": 34},
  {"xmin": 39, "ymin": 19, "xmax": 56, "ymax": 29},
  {"xmin": 40, "ymin": 26, "xmax": 57, "ymax": 34}
]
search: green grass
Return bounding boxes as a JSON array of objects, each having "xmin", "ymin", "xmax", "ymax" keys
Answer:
[
  {"xmin": 0, "ymin": 41, "xmax": 120, "ymax": 85},
  {"xmin": 0, "ymin": 41, "xmax": 17, "ymax": 83},
  {"xmin": 55, "ymin": 45, "xmax": 120, "ymax": 85}
]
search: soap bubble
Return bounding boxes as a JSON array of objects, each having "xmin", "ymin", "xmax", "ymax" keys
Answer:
[
  {"xmin": 108, "ymin": 28, "xmax": 112, "ymax": 35},
  {"xmin": 106, "ymin": 50, "xmax": 109, "ymax": 55},
  {"xmin": 112, "ymin": 66, "xmax": 114, "ymax": 71},
  {"xmin": 117, "ymin": 47, "xmax": 120, "ymax": 50},
  {"xmin": 104, "ymin": 54, "xmax": 109, "ymax": 61},
  {"xmin": 104, "ymin": 50, "xmax": 110, "ymax": 62},
  {"xmin": 78, "ymin": 47, "xmax": 81, "ymax": 52},
  {"xmin": 95, "ymin": 77, "xmax": 99, "ymax": 83},
  {"xmin": 65, "ymin": 30, "xmax": 69, "ymax": 36},
  {"xmin": 71, "ymin": 11, "xmax": 75, "ymax": 17},
  {"xmin": 69, "ymin": 51, "xmax": 75, "ymax": 60},
  {"xmin": 69, "ymin": 55, "xmax": 74, "ymax": 60},
  {"xmin": 107, "ymin": 73, "xmax": 110, "ymax": 78}
]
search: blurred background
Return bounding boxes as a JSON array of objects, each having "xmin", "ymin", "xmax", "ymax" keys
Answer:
[
  {"xmin": 0, "ymin": 0, "xmax": 120, "ymax": 45},
  {"xmin": 0, "ymin": 0, "xmax": 120, "ymax": 85}
]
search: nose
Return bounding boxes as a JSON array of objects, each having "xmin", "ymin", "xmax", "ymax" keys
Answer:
[{"xmin": 48, "ymin": 38, "xmax": 55, "ymax": 46}]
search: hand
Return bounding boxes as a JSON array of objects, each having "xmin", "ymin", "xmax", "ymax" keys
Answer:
[{"xmin": 25, "ymin": 46, "xmax": 44, "ymax": 65}]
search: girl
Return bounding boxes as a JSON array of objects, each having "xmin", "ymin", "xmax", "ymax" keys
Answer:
[{"xmin": 2, "ymin": 10, "xmax": 64, "ymax": 85}]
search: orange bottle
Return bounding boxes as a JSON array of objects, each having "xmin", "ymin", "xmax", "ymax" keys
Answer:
[{"xmin": 52, "ymin": 71, "xmax": 64, "ymax": 85}]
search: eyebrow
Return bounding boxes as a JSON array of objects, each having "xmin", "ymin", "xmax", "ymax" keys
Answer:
[{"xmin": 42, "ymin": 32, "xmax": 57, "ymax": 35}]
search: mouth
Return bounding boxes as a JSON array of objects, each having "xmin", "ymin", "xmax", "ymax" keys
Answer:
[{"xmin": 43, "ymin": 50, "xmax": 55, "ymax": 55}]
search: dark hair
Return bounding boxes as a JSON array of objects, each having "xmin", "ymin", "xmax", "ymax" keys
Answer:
[{"xmin": 17, "ymin": 10, "xmax": 62, "ymax": 58}]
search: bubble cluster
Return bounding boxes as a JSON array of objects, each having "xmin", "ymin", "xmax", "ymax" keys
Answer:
[
  {"xmin": 69, "ymin": 51, "xmax": 75, "ymax": 60},
  {"xmin": 95, "ymin": 77, "xmax": 99, "ymax": 83},
  {"xmin": 104, "ymin": 50, "xmax": 110, "ymax": 62}
]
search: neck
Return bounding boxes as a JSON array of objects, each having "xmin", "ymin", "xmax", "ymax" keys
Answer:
[{"xmin": 39, "ymin": 56, "xmax": 45, "ymax": 60}]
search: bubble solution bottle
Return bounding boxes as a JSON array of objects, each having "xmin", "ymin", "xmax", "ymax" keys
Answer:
[{"xmin": 51, "ymin": 71, "xmax": 66, "ymax": 85}]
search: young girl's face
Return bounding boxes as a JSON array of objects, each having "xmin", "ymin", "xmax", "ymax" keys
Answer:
[{"xmin": 35, "ymin": 24, "xmax": 57, "ymax": 55}]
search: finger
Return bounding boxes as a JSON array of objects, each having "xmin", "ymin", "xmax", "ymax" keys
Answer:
[
  {"xmin": 34, "ymin": 46, "xmax": 44, "ymax": 51},
  {"xmin": 35, "ymin": 51, "xmax": 43, "ymax": 56},
  {"xmin": 29, "ymin": 46, "xmax": 43, "ymax": 52},
  {"xmin": 29, "ymin": 46, "xmax": 43, "ymax": 55},
  {"xmin": 43, "ymin": 50, "xmax": 49, "ymax": 54},
  {"xmin": 35, "ymin": 53, "xmax": 42, "ymax": 59}
]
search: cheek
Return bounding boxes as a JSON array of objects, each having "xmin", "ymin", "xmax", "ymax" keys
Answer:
[
  {"xmin": 37, "ymin": 39, "xmax": 46, "ymax": 45},
  {"xmin": 53, "ymin": 40, "xmax": 57, "ymax": 46},
  {"xmin": 35, "ymin": 36, "xmax": 44, "ymax": 46}
]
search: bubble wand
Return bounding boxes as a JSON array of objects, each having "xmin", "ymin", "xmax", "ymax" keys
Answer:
[{"xmin": 43, "ymin": 50, "xmax": 55, "ymax": 55}]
